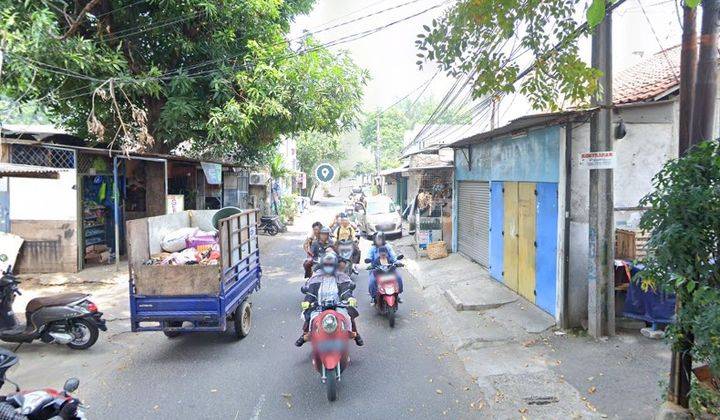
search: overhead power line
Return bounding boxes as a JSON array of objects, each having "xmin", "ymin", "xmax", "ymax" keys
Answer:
[{"xmin": 406, "ymin": 0, "xmax": 629, "ymax": 152}]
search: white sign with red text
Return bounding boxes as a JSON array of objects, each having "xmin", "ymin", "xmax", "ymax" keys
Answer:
[{"xmin": 579, "ymin": 151, "xmax": 616, "ymax": 170}]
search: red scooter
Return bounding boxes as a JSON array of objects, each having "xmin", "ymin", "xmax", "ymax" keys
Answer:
[
  {"xmin": 300, "ymin": 281, "xmax": 356, "ymax": 401},
  {"xmin": 366, "ymin": 255, "xmax": 404, "ymax": 328}
]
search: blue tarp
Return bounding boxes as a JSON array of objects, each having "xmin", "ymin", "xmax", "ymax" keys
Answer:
[{"xmin": 621, "ymin": 262, "xmax": 676, "ymax": 324}]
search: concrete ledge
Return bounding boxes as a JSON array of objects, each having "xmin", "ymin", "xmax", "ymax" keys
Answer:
[
  {"xmin": 444, "ymin": 283, "xmax": 518, "ymax": 312},
  {"xmin": 654, "ymin": 401, "xmax": 692, "ymax": 420}
]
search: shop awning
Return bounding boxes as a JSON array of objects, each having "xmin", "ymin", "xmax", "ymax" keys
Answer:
[{"xmin": 0, "ymin": 163, "xmax": 64, "ymax": 179}]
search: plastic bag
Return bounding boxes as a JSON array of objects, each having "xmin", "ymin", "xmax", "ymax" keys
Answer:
[
  {"xmin": 161, "ymin": 227, "xmax": 198, "ymax": 252},
  {"xmin": 186, "ymin": 230, "xmax": 218, "ymax": 251}
]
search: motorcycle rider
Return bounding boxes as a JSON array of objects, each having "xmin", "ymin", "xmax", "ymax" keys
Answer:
[
  {"xmin": 303, "ymin": 221, "xmax": 323, "ymax": 278},
  {"xmin": 308, "ymin": 227, "xmax": 334, "ymax": 273},
  {"xmin": 367, "ymin": 233, "xmax": 404, "ymax": 304},
  {"xmin": 295, "ymin": 253, "xmax": 363, "ymax": 347},
  {"xmin": 333, "ymin": 213, "xmax": 361, "ymax": 268}
]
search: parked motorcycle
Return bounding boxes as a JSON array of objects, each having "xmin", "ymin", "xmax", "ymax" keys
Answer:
[
  {"xmin": 0, "ymin": 347, "xmax": 86, "ymax": 419},
  {"xmin": 0, "ymin": 268, "xmax": 106, "ymax": 350},
  {"xmin": 258, "ymin": 215, "xmax": 281, "ymax": 236},
  {"xmin": 366, "ymin": 255, "xmax": 404, "ymax": 328},
  {"xmin": 300, "ymin": 280, "xmax": 356, "ymax": 401}
]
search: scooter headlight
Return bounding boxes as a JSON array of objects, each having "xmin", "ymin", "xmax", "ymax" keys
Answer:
[{"xmin": 322, "ymin": 314, "xmax": 338, "ymax": 333}]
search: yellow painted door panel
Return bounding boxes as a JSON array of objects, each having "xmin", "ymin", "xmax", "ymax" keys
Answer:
[
  {"xmin": 518, "ymin": 182, "xmax": 536, "ymax": 303},
  {"xmin": 502, "ymin": 182, "xmax": 519, "ymax": 292}
]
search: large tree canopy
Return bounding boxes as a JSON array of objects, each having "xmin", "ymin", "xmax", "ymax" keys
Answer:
[
  {"xmin": 0, "ymin": 0, "xmax": 368, "ymax": 164},
  {"xmin": 416, "ymin": 0, "xmax": 605, "ymax": 111}
]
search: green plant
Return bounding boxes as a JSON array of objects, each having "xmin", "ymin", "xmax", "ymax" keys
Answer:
[
  {"xmin": 639, "ymin": 140, "xmax": 720, "ymax": 414},
  {"xmin": 0, "ymin": 2, "xmax": 367, "ymax": 163},
  {"xmin": 279, "ymin": 194, "xmax": 298, "ymax": 224}
]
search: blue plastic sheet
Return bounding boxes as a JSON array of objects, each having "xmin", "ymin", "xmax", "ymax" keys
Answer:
[{"xmin": 622, "ymin": 262, "xmax": 676, "ymax": 324}]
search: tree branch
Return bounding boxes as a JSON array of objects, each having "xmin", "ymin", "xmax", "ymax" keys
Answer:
[{"xmin": 61, "ymin": 0, "xmax": 102, "ymax": 40}]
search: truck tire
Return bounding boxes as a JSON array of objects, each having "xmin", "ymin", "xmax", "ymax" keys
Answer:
[{"xmin": 233, "ymin": 300, "xmax": 252, "ymax": 339}]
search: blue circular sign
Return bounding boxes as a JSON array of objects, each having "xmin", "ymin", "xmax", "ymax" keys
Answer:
[{"xmin": 315, "ymin": 163, "xmax": 336, "ymax": 183}]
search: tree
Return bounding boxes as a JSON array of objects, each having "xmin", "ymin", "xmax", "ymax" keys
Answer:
[
  {"xmin": 639, "ymin": 141, "xmax": 720, "ymax": 416},
  {"xmin": 416, "ymin": 0, "xmax": 612, "ymax": 111},
  {"xmin": 359, "ymin": 108, "xmax": 408, "ymax": 170},
  {"xmin": 294, "ymin": 131, "xmax": 343, "ymax": 194},
  {"xmin": 0, "ymin": 1, "xmax": 368, "ymax": 164},
  {"xmin": 358, "ymin": 96, "xmax": 469, "ymax": 170},
  {"xmin": 268, "ymin": 153, "xmax": 291, "ymax": 215}
]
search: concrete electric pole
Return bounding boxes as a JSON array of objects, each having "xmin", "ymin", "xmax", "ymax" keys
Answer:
[
  {"xmin": 375, "ymin": 111, "xmax": 381, "ymax": 176},
  {"xmin": 587, "ymin": 2, "xmax": 615, "ymax": 339}
]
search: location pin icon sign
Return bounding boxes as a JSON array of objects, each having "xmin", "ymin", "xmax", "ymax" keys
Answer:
[{"xmin": 321, "ymin": 168, "xmax": 329, "ymax": 178}]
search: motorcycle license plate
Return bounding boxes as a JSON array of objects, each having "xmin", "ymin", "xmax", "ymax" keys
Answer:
[{"xmin": 317, "ymin": 340, "xmax": 347, "ymax": 352}]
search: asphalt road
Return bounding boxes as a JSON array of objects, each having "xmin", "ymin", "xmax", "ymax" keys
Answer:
[{"xmin": 76, "ymin": 198, "xmax": 481, "ymax": 419}]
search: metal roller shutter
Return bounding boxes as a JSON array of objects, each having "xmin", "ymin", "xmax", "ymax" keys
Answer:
[{"xmin": 457, "ymin": 181, "xmax": 490, "ymax": 266}]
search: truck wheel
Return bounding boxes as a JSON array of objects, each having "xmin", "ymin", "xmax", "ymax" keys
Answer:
[
  {"xmin": 164, "ymin": 321, "xmax": 182, "ymax": 338},
  {"xmin": 233, "ymin": 300, "xmax": 252, "ymax": 339},
  {"xmin": 66, "ymin": 319, "xmax": 99, "ymax": 350}
]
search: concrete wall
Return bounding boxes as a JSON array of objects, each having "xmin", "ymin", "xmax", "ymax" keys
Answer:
[
  {"xmin": 455, "ymin": 126, "xmax": 561, "ymax": 182},
  {"xmin": 567, "ymin": 101, "xmax": 677, "ymax": 327},
  {"xmin": 8, "ymin": 170, "xmax": 79, "ymax": 273},
  {"xmin": 12, "ymin": 220, "xmax": 78, "ymax": 273}
]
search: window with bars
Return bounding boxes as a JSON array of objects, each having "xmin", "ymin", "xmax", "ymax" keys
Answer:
[{"xmin": 10, "ymin": 144, "xmax": 75, "ymax": 169}]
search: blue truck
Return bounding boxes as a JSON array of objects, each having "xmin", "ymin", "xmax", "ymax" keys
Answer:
[{"xmin": 126, "ymin": 209, "xmax": 261, "ymax": 338}]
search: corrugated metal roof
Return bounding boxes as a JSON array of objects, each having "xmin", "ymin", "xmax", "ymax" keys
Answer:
[
  {"xmin": 0, "ymin": 163, "xmax": 66, "ymax": 179},
  {"xmin": 448, "ymin": 110, "xmax": 589, "ymax": 148}
]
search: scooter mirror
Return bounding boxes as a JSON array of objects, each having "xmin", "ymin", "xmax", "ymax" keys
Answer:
[
  {"xmin": 63, "ymin": 377, "xmax": 80, "ymax": 394},
  {"xmin": 300, "ymin": 285, "xmax": 309, "ymax": 294},
  {"xmin": 349, "ymin": 282, "xmax": 356, "ymax": 291},
  {"xmin": 396, "ymin": 254, "xmax": 404, "ymax": 260},
  {"xmin": 364, "ymin": 258, "xmax": 371, "ymax": 264}
]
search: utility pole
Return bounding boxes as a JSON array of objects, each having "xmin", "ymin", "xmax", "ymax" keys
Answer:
[
  {"xmin": 691, "ymin": 0, "xmax": 719, "ymax": 144},
  {"xmin": 375, "ymin": 111, "xmax": 381, "ymax": 176},
  {"xmin": 587, "ymin": 2, "xmax": 615, "ymax": 338},
  {"xmin": 669, "ymin": 3, "xmax": 697, "ymax": 409}
]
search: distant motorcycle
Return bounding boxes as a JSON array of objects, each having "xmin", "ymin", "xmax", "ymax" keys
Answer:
[
  {"xmin": 300, "ymin": 280, "xmax": 356, "ymax": 401},
  {"xmin": 259, "ymin": 215, "xmax": 281, "ymax": 236},
  {"xmin": 0, "ymin": 268, "xmax": 105, "ymax": 350},
  {"xmin": 366, "ymin": 255, "xmax": 404, "ymax": 328},
  {"xmin": 0, "ymin": 347, "xmax": 86, "ymax": 419}
]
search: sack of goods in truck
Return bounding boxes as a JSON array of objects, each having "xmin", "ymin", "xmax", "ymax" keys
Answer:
[{"xmin": 161, "ymin": 227, "xmax": 199, "ymax": 252}]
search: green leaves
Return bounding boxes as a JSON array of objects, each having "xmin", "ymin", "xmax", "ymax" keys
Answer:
[
  {"xmin": 1, "ymin": 1, "xmax": 367, "ymax": 164},
  {"xmin": 417, "ymin": 0, "xmax": 603, "ymax": 111},
  {"xmin": 586, "ymin": 0, "xmax": 606, "ymax": 29},
  {"xmin": 685, "ymin": 0, "xmax": 702, "ymax": 8},
  {"xmin": 639, "ymin": 140, "xmax": 720, "ymax": 386}
]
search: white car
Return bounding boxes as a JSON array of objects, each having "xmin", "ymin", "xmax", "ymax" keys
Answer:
[{"xmin": 358, "ymin": 196, "xmax": 403, "ymax": 238}]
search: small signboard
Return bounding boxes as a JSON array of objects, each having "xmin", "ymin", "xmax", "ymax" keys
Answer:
[
  {"xmin": 200, "ymin": 162, "xmax": 222, "ymax": 185},
  {"xmin": 579, "ymin": 151, "xmax": 616, "ymax": 170},
  {"xmin": 315, "ymin": 163, "xmax": 336, "ymax": 183}
]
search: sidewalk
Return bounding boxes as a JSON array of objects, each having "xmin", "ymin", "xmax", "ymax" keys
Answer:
[{"xmin": 393, "ymin": 238, "xmax": 671, "ymax": 419}]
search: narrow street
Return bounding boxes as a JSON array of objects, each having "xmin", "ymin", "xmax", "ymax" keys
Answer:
[{"xmin": 4, "ymin": 197, "xmax": 481, "ymax": 419}]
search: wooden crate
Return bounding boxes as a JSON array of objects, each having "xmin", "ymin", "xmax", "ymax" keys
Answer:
[{"xmin": 615, "ymin": 229, "xmax": 636, "ymax": 260}]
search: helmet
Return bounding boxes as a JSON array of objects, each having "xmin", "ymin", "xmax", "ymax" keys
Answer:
[
  {"xmin": 374, "ymin": 232, "xmax": 386, "ymax": 245},
  {"xmin": 321, "ymin": 253, "xmax": 338, "ymax": 274},
  {"xmin": 339, "ymin": 212, "xmax": 347, "ymax": 219},
  {"xmin": 320, "ymin": 227, "xmax": 331, "ymax": 235}
]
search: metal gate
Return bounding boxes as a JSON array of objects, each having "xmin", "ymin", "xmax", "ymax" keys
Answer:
[{"xmin": 457, "ymin": 181, "xmax": 490, "ymax": 266}]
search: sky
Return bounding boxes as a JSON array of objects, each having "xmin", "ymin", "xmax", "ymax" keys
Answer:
[{"xmin": 290, "ymin": 0, "xmax": 685, "ymax": 129}]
